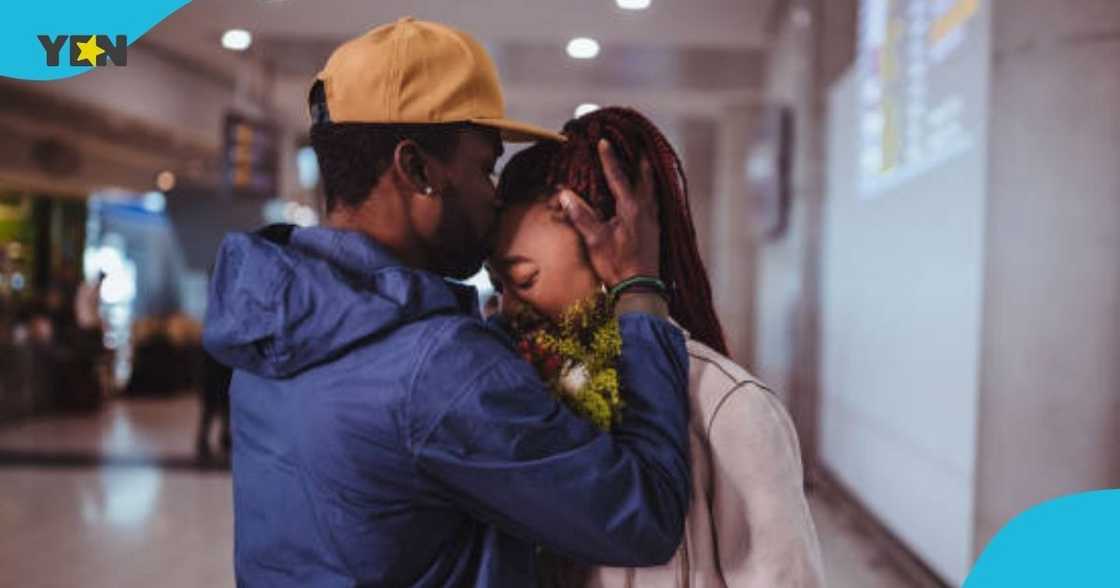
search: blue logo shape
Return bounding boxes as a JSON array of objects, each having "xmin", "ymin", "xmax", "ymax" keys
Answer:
[
  {"xmin": 0, "ymin": 0, "xmax": 191, "ymax": 81},
  {"xmin": 965, "ymin": 489, "xmax": 1120, "ymax": 586}
]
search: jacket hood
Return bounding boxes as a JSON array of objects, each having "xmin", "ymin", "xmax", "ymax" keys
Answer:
[{"xmin": 202, "ymin": 225, "xmax": 477, "ymax": 378}]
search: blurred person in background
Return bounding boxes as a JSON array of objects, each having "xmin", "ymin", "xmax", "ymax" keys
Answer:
[
  {"xmin": 126, "ymin": 315, "xmax": 176, "ymax": 397},
  {"xmin": 20, "ymin": 303, "xmax": 56, "ymax": 412},
  {"xmin": 73, "ymin": 271, "xmax": 104, "ymax": 333},
  {"xmin": 203, "ymin": 18, "xmax": 693, "ymax": 587},
  {"xmin": 72, "ymin": 272, "xmax": 110, "ymax": 398},
  {"xmin": 492, "ymin": 107, "xmax": 824, "ymax": 587},
  {"xmin": 26, "ymin": 309, "xmax": 54, "ymax": 347},
  {"xmin": 196, "ymin": 349, "xmax": 232, "ymax": 461},
  {"xmin": 196, "ymin": 268, "xmax": 232, "ymax": 460},
  {"xmin": 165, "ymin": 312, "xmax": 204, "ymax": 392},
  {"xmin": 37, "ymin": 278, "xmax": 101, "ymax": 412},
  {"xmin": 43, "ymin": 283, "xmax": 72, "ymax": 336}
]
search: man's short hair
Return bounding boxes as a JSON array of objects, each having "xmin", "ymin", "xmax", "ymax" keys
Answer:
[{"xmin": 308, "ymin": 80, "xmax": 468, "ymax": 212}]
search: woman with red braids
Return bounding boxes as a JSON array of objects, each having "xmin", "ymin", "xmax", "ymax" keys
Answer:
[{"xmin": 490, "ymin": 107, "xmax": 824, "ymax": 587}]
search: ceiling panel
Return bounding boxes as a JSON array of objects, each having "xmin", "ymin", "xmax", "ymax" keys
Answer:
[{"xmin": 147, "ymin": 0, "xmax": 782, "ymax": 80}]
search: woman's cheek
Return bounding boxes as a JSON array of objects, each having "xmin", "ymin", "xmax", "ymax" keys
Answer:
[
  {"xmin": 550, "ymin": 276, "xmax": 596, "ymax": 317},
  {"xmin": 538, "ymin": 287, "xmax": 571, "ymax": 321}
]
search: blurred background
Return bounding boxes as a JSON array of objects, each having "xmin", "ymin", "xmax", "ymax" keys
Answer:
[{"xmin": 0, "ymin": 0, "xmax": 1117, "ymax": 586}]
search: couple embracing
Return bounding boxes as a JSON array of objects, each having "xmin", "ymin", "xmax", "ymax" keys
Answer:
[{"xmin": 203, "ymin": 17, "xmax": 823, "ymax": 588}]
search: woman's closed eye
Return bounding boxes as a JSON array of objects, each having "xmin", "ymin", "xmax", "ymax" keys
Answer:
[
  {"xmin": 512, "ymin": 269, "xmax": 539, "ymax": 291},
  {"xmin": 498, "ymin": 256, "xmax": 540, "ymax": 292}
]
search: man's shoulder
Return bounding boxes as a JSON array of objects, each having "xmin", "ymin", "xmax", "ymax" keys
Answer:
[
  {"xmin": 411, "ymin": 313, "xmax": 513, "ymax": 358},
  {"xmin": 401, "ymin": 315, "xmax": 531, "ymax": 441},
  {"xmin": 404, "ymin": 314, "xmax": 519, "ymax": 398},
  {"xmin": 292, "ymin": 312, "xmax": 505, "ymax": 392},
  {"xmin": 345, "ymin": 312, "xmax": 490, "ymax": 356}
]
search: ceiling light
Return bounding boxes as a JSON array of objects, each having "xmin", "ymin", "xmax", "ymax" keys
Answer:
[
  {"xmin": 222, "ymin": 29, "xmax": 253, "ymax": 51},
  {"xmin": 574, "ymin": 103, "xmax": 601, "ymax": 118},
  {"xmin": 617, "ymin": 0, "xmax": 651, "ymax": 10},
  {"xmin": 155, "ymin": 170, "xmax": 176, "ymax": 192},
  {"xmin": 566, "ymin": 37, "xmax": 600, "ymax": 60}
]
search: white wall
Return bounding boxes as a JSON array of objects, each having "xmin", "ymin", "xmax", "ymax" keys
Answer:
[
  {"xmin": 974, "ymin": 0, "xmax": 1120, "ymax": 557},
  {"xmin": 749, "ymin": 0, "xmax": 859, "ymax": 470},
  {"xmin": 709, "ymin": 105, "xmax": 759, "ymax": 363},
  {"xmin": 751, "ymin": 1, "xmax": 1120, "ymax": 584},
  {"xmin": 818, "ymin": 1, "xmax": 993, "ymax": 583},
  {"xmin": 754, "ymin": 12, "xmax": 817, "ymax": 401}
]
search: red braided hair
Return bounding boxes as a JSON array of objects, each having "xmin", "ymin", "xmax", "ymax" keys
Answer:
[{"xmin": 497, "ymin": 107, "xmax": 728, "ymax": 355}]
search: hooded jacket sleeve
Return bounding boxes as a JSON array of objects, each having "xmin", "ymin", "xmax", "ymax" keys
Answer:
[{"xmin": 408, "ymin": 313, "xmax": 691, "ymax": 566}]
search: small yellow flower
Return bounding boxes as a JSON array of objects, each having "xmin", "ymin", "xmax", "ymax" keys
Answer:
[{"xmin": 513, "ymin": 292, "xmax": 625, "ymax": 431}]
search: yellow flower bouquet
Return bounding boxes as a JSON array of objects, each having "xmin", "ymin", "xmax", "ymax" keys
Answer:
[{"xmin": 509, "ymin": 293, "xmax": 624, "ymax": 431}]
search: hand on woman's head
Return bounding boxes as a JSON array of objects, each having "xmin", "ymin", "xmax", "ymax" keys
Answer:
[
  {"xmin": 494, "ymin": 106, "xmax": 729, "ymax": 352},
  {"xmin": 559, "ymin": 139, "xmax": 660, "ymax": 288}
]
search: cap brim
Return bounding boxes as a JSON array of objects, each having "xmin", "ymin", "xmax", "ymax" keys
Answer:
[{"xmin": 471, "ymin": 117, "xmax": 565, "ymax": 143}]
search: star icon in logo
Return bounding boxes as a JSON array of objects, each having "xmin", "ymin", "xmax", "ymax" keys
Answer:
[{"xmin": 75, "ymin": 36, "xmax": 105, "ymax": 67}]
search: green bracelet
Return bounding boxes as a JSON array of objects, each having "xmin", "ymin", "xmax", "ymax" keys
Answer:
[{"xmin": 609, "ymin": 276, "xmax": 668, "ymax": 304}]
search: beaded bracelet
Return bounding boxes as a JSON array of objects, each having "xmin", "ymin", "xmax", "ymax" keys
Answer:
[{"xmin": 609, "ymin": 275, "xmax": 669, "ymax": 305}]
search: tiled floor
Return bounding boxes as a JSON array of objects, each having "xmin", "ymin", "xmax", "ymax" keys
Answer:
[
  {"xmin": 809, "ymin": 489, "xmax": 925, "ymax": 588},
  {"xmin": 0, "ymin": 396, "xmax": 925, "ymax": 587},
  {"xmin": 0, "ymin": 397, "xmax": 233, "ymax": 588}
]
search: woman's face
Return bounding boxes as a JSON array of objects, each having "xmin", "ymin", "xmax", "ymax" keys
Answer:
[{"xmin": 490, "ymin": 192, "xmax": 601, "ymax": 321}]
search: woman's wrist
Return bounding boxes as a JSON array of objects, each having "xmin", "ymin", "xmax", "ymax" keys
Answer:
[
  {"xmin": 609, "ymin": 275, "xmax": 670, "ymax": 318},
  {"xmin": 609, "ymin": 275, "xmax": 668, "ymax": 301},
  {"xmin": 613, "ymin": 291, "xmax": 669, "ymax": 319}
]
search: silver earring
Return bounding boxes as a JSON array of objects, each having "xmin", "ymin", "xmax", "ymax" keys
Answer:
[{"xmin": 423, "ymin": 186, "xmax": 433, "ymax": 196}]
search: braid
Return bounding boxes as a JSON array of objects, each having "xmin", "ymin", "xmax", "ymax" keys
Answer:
[
  {"xmin": 498, "ymin": 107, "xmax": 729, "ymax": 355},
  {"xmin": 617, "ymin": 109, "xmax": 728, "ymax": 356}
]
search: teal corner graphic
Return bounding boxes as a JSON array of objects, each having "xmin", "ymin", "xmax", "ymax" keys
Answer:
[
  {"xmin": 965, "ymin": 489, "xmax": 1120, "ymax": 587},
  {"xmin": 1, "ymin": 0, "xmax": 191, "ymax": 81}
]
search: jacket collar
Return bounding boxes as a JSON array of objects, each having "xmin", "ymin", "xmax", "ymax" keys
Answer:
[{"xmin": 289, "ymin": 226, "xmax": 480, "ymax": 318}]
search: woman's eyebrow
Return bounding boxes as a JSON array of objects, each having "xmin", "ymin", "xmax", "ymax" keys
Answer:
[{"xmin": 496, "ymin": 254, "xmax": 532, "ymax": 269}]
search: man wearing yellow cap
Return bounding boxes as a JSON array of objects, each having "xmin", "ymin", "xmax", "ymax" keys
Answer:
[{"xmin": 204, "ymin": 18, "xmax": 690, "ymax": 586}]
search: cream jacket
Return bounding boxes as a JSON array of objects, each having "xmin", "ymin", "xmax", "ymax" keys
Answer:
[{"xmin": 542, "ymin": 337, "xmax": 825, "ymax": 587}]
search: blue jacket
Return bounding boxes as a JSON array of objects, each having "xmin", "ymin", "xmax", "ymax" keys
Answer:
[{"xmin": 203, "ymin": 225, "xmax": 691, "ymax": 587}]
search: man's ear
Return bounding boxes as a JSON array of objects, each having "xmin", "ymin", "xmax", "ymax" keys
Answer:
[{"xmin": 393, "ymin": 139, "xmax": 433, "ymax": 196}]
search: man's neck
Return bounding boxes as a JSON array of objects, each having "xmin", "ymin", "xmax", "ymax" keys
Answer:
[{"xmin": 326, "ymin": 199, "xmax": 430, "ymax": 271}]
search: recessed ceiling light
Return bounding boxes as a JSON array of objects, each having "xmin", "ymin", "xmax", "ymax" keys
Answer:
[
  {"xmin": 155, "ymin": 170, "xmax": 176, "ymax": 192},
  {"xmin": 222, "ymin": 29, "xmax": 253, "ymax": 51},
  {"xmin": 617, "ymin": 0, "xmax": 651, "ymax": 10},
  {"xmin": 566, "ymin": 37, "xmax": 600, "ymax": 60},
  {"xmin": 575, "ymin": 103, "xmax": 601, "ymax": 118}
]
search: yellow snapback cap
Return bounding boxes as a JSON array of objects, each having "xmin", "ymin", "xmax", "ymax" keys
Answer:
[{"xmin": 315, "ymin": 17, "xmax": 563, "ymax": 143}]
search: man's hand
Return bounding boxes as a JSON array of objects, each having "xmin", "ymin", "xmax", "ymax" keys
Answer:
[{"xmin": 560, "ymin": 139, "xmax": 661, "ymax": 288}]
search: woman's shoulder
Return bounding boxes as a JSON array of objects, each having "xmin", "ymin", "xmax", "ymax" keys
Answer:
[
  {"xmin": 684, "ymin": 340, "xmax": 789, "ymax": 437},
  {"xmin": 685, "ymin": 339, "xmax": 763, "ymax": 388},
  {"xmin": 686, "ymin": 340, "xmax": 807, "ymax": 486}
]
